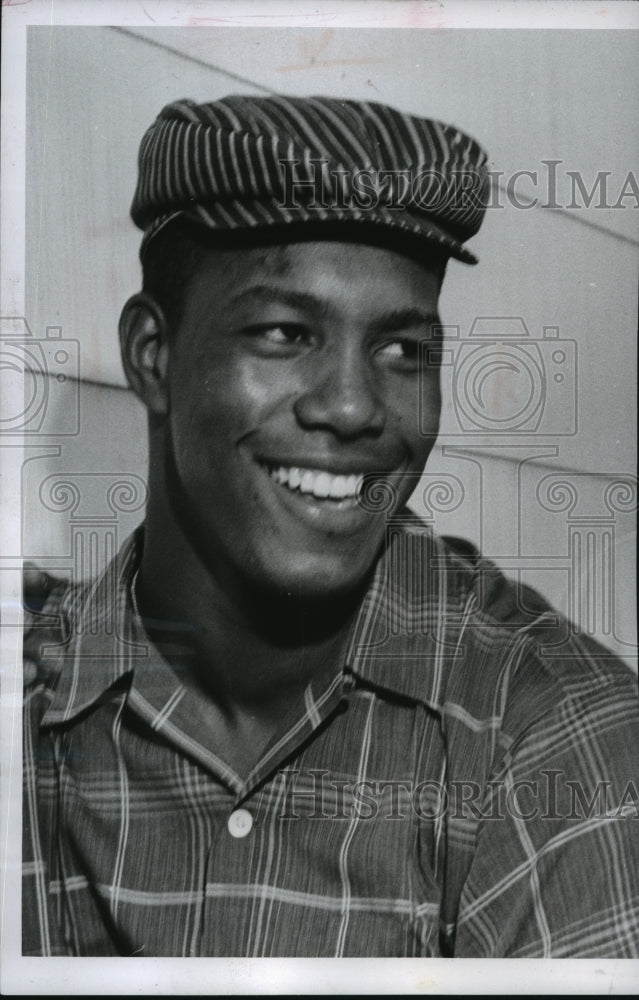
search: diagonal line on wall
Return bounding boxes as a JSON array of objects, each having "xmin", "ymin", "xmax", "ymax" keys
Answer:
[
  {"xmin": 110, "ymin": 26, "xmax": 275, "ymax": 94},
  {"xmin": 110, "ymin": 27, "xmax": 639, "ymax": 251}
]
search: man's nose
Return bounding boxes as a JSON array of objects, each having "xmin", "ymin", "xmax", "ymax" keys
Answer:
[{"xmin": 293, "ymin": 349, "xmax": 386, "ymax": 439}]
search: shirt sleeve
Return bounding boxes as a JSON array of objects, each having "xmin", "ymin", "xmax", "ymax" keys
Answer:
[
  {"xmin": 453, "ymin": 668, "xmax": 639, "ymax": 957},
  {"xmin": 22, "ymin": 583, "xmax": 73, "ymax": 956}
]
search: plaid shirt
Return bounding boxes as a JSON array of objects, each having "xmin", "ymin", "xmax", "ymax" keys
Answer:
[{"xmin": 23, "ymin": 515, "xmax": 639, "ymax": 957}]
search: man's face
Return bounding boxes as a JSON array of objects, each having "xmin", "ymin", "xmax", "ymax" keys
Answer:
[{"xmin": 164, "ymin": 238, "xmax": 442, "ymax": 600}]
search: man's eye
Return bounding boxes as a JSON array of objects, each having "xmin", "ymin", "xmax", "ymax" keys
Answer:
[
  {"xmin": 263, "ymin": 325, "xmax": 300, "ymax": 344},
  {"xmin": 376, "ymin": 339, "xmax": 420, "ymax": 369},
  {"xmin": 248, "ymin": 324, "xmax": 308, "ymax": 348}
]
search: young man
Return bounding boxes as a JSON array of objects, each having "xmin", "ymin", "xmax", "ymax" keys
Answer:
[{"xmin": 22, "ymin": 96, "xmax": 638, "ymax": 957}]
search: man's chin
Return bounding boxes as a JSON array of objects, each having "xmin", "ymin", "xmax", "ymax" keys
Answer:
[{"xmin": 247, "ymin": 548, "xmax": 381, "ymax": 606}]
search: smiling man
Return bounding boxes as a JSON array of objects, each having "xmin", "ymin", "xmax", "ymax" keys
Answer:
[
  {"xmin": 121, "ymin": 230, "xmax": 444, "ymax": 779},
  {"xmin": 22, "ymin": 96, "xmax": 638, "ymax": 958}
]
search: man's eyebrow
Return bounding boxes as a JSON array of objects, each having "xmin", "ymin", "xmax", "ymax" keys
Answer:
[
  {"xmin": 368, "ymin": 308, "xmax": 441, "ymax": 336},
  {"xmin": 228, "ymin": 285, "xmax": 331, "ymax": 318},
  {"xmin": 228, "ymin": 287, "xmax": 440, "ymax": 334}
]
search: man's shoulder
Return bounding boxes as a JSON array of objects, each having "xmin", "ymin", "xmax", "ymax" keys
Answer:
[
  {"xmin": 393, "ymin": 516, "xmax": 636, "ymax": 730},
  {"xmin": 23, "ymin": 575, "xmax": 87, "ymax": 697},
  {"xmin": 22, "ymin": 529, "xmax": 142, "ymax": 697}
]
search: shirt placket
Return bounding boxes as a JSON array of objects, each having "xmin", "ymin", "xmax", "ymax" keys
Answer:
[
  {"xmin": 127, "ymin": 645, "xmax": 354, "ymax": 955},
  {"xmin": 198, "ymin": 671, "xmax": 354, "ymax": 956}
]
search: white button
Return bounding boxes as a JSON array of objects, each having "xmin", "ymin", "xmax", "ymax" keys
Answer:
[{"xmin": 227, "ymin": 808, "xmax": 253, "ymax": 838}]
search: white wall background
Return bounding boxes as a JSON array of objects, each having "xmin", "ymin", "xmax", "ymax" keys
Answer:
[{"xmin": 16, "ymin": 25, "xmax": 638, "ymax": 664}]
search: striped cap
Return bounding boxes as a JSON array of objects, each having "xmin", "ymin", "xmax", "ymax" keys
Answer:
[{"xmin": 131, "ymin": 95, "xmax": 490, "ymax": 264}]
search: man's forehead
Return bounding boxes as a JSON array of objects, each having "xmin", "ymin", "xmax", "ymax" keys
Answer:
[
  {"xmin": 227, "ymin": 242, "xmax": 295, "ymax": 278},
  {"xmin": 177, "ymin": 239, "xmax": 443, "ymax": 341},
  {"xmin": 190, "ymin": 236, "xmax": 445, "ymax": 293}
]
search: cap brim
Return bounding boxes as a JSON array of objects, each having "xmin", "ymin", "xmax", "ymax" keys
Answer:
[{"xmin": 141, "ymin": 200, "xmax": 479, "ymax": 265}]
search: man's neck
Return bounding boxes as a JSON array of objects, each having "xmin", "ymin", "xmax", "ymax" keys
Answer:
[{"xmin": 135, "ymin": 508, "xmax": 366, "ymax": 725}]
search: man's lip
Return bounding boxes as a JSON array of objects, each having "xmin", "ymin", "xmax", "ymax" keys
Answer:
[
  {"xmin": 258, "ymin": 464, "xmax": 379, "ymax": 533},
  {"xmin": 254, "ymin": 456, "xmax": 398, "ymax": 477},
  {"xmin": 252, "ymin": 454, "xmax": 409, "ymax": 532}
]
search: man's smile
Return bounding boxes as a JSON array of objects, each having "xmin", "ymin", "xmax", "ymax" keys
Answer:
[
  {"xmin": 265, "ymin": 463, "xmax": 364, "ymax": 502},
  {"xmin": 254, "ymin": 457, "xmax": 401, "ymax": 532}
]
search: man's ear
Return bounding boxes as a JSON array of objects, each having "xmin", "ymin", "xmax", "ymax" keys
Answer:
[{"xmin": 119, "ymin": 293, "xmax": 171, "ymax": 416}]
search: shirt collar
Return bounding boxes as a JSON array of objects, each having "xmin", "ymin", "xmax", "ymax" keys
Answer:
[
  {"xmin": 346, "ymin": 513, "xmax": 473, "ymax": 712},
  {"xmin": 41, "ymin": 515, "xmax": 469, "ymax": 726},
  {"xmin": 41, "ymin": 526, "xmax": 149, "ymax": 725}
]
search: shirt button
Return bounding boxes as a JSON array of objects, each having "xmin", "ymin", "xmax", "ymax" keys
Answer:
[{"xmin": 227, "ymin": 808, "xmax": 253, "ymax": 838}]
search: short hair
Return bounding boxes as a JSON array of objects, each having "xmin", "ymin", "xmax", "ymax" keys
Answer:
[
  {"xmin": 141, "ymin": 218, "xmax": 449, "ymax": 332},
  {"xmin": 141, "ymin": 218, "xmax": 213, "ymax": 332}
]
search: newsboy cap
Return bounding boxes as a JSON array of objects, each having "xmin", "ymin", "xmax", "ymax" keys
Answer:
[{"xmin": 131, "ymin": 95, "xmax": 489, "ymax": 264}]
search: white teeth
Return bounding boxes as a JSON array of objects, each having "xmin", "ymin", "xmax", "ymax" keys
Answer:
[
  {"xmin": 329, "ymin": 475, "xmax": 348, "ymax": 499},
  {"xmin": 314, "ymin": 472, "xmax": 331, "ymax": 498},
  {"xmin": 288, "ymin": 467, "xmax": 302, "ymax": 489},
  {"xmin": 267, "ymin": 464, "xmax": 366, "ymax": 501},
  {"xmin": 300, "ymin": 470, "xmax": 315, "ymax": 494}
]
